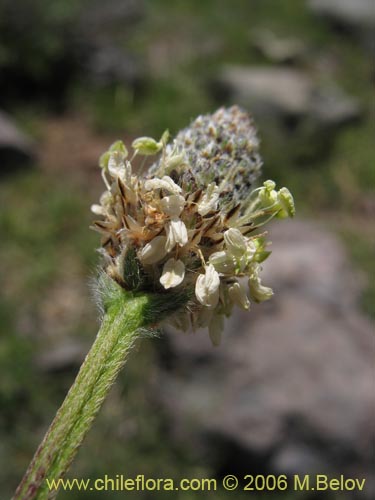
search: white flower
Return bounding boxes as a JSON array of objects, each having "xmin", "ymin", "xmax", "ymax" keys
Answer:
[
  {"xmin": 144, "ymin": 176, "xmax": 182, "ymax": 194},
  {"xmin": 108, "ymin": 152, "xmax": 126, "ymax": 179},
  {"xmin": 220, "ymin": 228, "xmax": 257, "ymax": 272},
  {"xmin": 91, "ymin": 204, "xmax": 105, "ymax": 215},
  {"xmin": 224, "ymin": 228, "xmax": 247, "ymax": 258},
  {"xmin": 198, "ymin": 182, "xmax": 220, "ymax": 215},
  {"xmin": 91, "ymin": 191, "xmax": 113, "ymax": 216},
  {"xmin": 139, "ymin": 236, "xmax": 168, "ymax": 265},
  {"xmin": 209, "ymin": 251, "xmax": 236, "ymax": 274},
  {"xmin": 99, "ymin": 190, "xmax": 113, "ymax": 207},
  {"xmin": 245, "ymin": 239, "xmax": 257, "ymax": 260},
  {"xmin": 160, "ymin": 194, "xmax": 185, "ymax": 217},
  {"xmin": 165, "ymin": 152, "xmax": 186, "ymax": 171},
  {"xmin": 248, "ymin": 265, "xmax": 273, "ymax": 303},
  {"xmin": 160, "ymin": 258, "xmax": 185, "ymax": 289},
  {"xmin": 228, "ymin": 282, "xmax": 250, "ymax": 310},
  {"xmin": 165, "ymin": 218, "xmax": 188, "ymax": 252},
  {"xmin": 195, "ymin": 264, "xmax": 220, "ymax": 308}
]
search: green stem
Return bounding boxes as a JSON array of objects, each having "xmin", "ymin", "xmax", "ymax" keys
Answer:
[{"xmin": 13, "ymin": 282, "xmax": 188, "ymax": 500}]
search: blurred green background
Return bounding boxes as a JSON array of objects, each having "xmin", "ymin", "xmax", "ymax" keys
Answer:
[{"xmin": 0, "ymin": 1, "xmax": 374, "ymax": 499}]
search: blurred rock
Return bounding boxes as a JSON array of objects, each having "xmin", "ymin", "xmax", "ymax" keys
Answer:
[
  {"xmin": 154, "ymin": 220, "xmax": 375, "ymax": 498},
  {"xmin": 251, "ymin": 29, "xmax": 308, "ymax": 64},
  {"xmin": 308, "ymin": 0, "xmax": 375, "ymax": 31},
  {"xmin": 217, "ymin": 66, "xmax": 312, "ymax": 117},
  {"xmin": 310, "ymin": 85, "xmax": 361, "ymax": 127},
  {"xmin": 309, "ymin": 0, "xmax": 375, "ymax": 52},
  {"xmin": 0, "ymin": 111, "xmax": 34, "ymax": 173},
  {"xmin": 216, "ymin": 66, "xmax": 360, "ymax": 127}
]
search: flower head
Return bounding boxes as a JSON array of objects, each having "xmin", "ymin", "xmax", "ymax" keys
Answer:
[{"xmin": 91, "ymin": 106, "xmax": 295, "ymax": 343}]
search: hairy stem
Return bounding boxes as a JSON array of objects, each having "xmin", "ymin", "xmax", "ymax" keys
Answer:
[{"xmin": 13, "ymin": 281, "xmax": 188, "ymax": 500}]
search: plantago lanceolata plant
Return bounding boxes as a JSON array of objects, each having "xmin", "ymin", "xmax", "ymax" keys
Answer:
[{"xmin": 13, "ymin": 106, "xmax": 294, "ymax": 500}]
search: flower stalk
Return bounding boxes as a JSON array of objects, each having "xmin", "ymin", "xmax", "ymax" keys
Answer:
[{"xmin": 13, "ymin": 277, "xmax": 189, "ymax": 500}]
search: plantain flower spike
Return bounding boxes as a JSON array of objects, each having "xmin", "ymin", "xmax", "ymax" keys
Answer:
[{"xmin": 91, "ymin": 106, "xmax": 294, "ymax": 345}]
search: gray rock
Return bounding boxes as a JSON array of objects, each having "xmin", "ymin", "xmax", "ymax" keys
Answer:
[
  {"xmin": 251, "ymin": 29, "xmax": 308, "ymax": 64},
  {"xmin": 0, "ymin": 111, "xmax": 34, "ymax": 173},
  {"xmin": 308, "ymin": 0, "xmax": 375, "ymax": 30},
  {"xmin": 216, "ymin": 66, "xmax": 360, "ymax": 127},
  {"xmin": 217, "ymin": 66, "xmax": 313, "ymax": 117},
  {"xmin": 155, "ymin": 220, "xmax": 375, "ymax": 498}
]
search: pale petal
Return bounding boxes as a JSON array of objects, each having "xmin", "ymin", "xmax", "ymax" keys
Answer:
[
  {"xmin": 99, "ymin": 190, "xmax": 113, "ymax": 207},
  {"xmin": 198, "ymin": 183, "xmax": 220, "ymax": 216},
  {"xmin": 224, "ymin": 228, "xmax": 247, "ymax": 258},
  {"xmin": 246, "ymin": 240, "xmax": 257, "ymax": 261},
  {"xmin": 144, "ymin": 175, "xmax": 182, "ymax": 194},
  {"xmin": 165, "ymin": 152, "xmax": 185, "ymax": 171},
  {"xmin": 139, "ymin": 236, "xmax": 168, "ymax": 265},
  {"xmin": 209, "ymin": 251, "xmax": 236, "ymax": 274},
  {"xmin": 228, "ymin": 282, "xmax": 250, "ymax": 310},
  {"xmin": 195, "ymin": 264, "xmax": 220, "ymax": 308},
  {"xmin": 108, "ymin": 152, "xmax": 126, "ymax": 179},
  {"xmin": 90, "ymin": 204, "xmax": 105, "ymax": 216},
  {"xmin": 160, "ymin": 194, "xmax": 185, "ymax": 217},
  {"xmin": 248, "ymin": 265, "xmax": 273, "ymax": 302},
  {"xmin": 165, "ymin": 218, "xmax": 188, "ymax": 252},
  {"xmin": 160, "ymin": 258, "xmax": 185, "ymax": 289}
]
